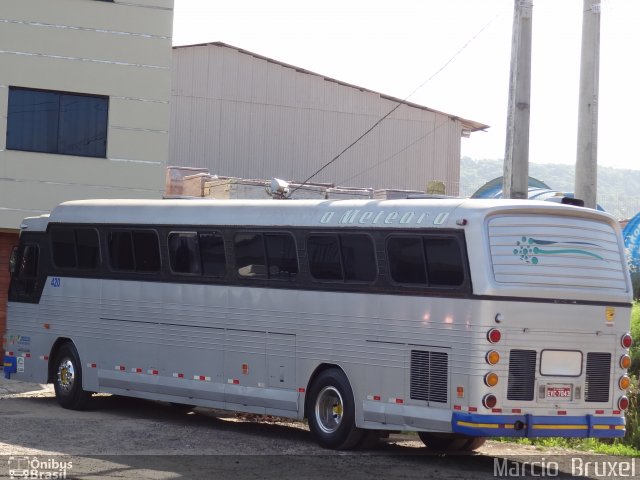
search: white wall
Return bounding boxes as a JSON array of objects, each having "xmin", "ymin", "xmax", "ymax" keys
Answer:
[{"xmin": 0, "ymin": 0, "xmax": 174, "ymax": 229}]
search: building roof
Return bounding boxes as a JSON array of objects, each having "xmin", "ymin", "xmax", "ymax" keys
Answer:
[{"xmin": 173, "ymin": 41, "xmax": 489, "ymax": 133}]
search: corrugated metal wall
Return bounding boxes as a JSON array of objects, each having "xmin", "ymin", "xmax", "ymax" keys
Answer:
[{"xmin": 170, "ymin": 44, "xmax": 463, "ymax": 195}]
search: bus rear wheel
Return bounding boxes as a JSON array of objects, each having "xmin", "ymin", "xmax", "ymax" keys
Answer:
[
  {"xmin": 307, "ymin": 369, "xmax": 364, "ymax": 450},
  {"xmin": 53, "ymin": 343, "xmax": 91, "ymax": 410},
  {"xmin": 418, "ymin": 432, "xmax": 486, "ymax": 452}
]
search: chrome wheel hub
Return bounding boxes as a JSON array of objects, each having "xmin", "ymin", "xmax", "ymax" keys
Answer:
[
  {"xmin": 315, "ymin": 386, "xmax": 344, "ymax": 434},
  {"xmin": 57, "ymin": 359, "xmax": 75, "ymax": 393}
]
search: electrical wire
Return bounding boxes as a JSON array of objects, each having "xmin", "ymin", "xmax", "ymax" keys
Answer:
[
  {"xmin": 288, "ymin": 8, "xmax": 504, "ymax": 197},
  {"xmin": 337, "ymin": 119, "xmax": 451, "ymax": 186}
]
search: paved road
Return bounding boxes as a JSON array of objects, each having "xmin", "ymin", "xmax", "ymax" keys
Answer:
[{"xmin": 0, "ymin": 380, "xmax": 630, "ymax": 479}]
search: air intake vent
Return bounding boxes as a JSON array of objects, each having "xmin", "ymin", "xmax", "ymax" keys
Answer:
[
  {"xmin": 585, "ymin": 352, "xmax": 611, "ymax": 403},
  {"xmin": 410, "ymin": 350, "xmax": 448, "ymax": 403},
  {"xmin": 507, "ymin": 349, "xmax": 537, "ymax": 401}
]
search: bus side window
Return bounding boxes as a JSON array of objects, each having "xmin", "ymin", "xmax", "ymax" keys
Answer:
[
  {"xmin": 199, "ymin": 232, "xmax": 226, "ymax": 276},
  {"xmin": 387, "ymin": 236, "xmax": 465, "ymax": 287},
  {"xmin": 234, "ymin": 233, "xmax": 266, "ymax": 278},
  {"xmin": 51, "ymin": 227, "xmax": 100, "ymax": 270},
  {"xmin": 133, "ymin": 231, "xmax": 161, "ymax": 272},
  {"xmin": 387, "ymin": 236, "xmax": 428, "ymax": 284},
  {"xmin": 308, "ymin": 234, "xmax": 376, "ymax": 283},
  {"xmin": 51, "ymin": 228, "xmax": 77, "ymax": 268},
  {"xmin": 109, "ymin": 230, "xmax": 160, "ymax": 273},
  {"xmin": 423, "ymin": 238, "xmax": 464, "ymax": 286},
  {"xmin": 340, "ymin": 234, "xmax": 376, "ymax": 282},
  {"xmin": 168, "ymin": 232, "xmax": 201, "ymax": 275},
  {"xmin": 265, "ymin": 233, "xmax": 298, "ymax": 279},
  {"xmin": 307, "ymin": 235, "xmax": 342, "ymax": 281},
  {"xmin": 10, "ymin": 244, "xmax": 39, "ymax": 296}
]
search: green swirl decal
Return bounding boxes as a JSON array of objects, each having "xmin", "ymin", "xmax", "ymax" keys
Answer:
[{"xmin": 513, "ymin": 236, "xmax": 603, "ymax": 264}]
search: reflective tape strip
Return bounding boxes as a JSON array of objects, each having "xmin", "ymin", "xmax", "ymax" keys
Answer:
[
  {"xmin": 195, "ymin": 375, "xmax": 211, "ymax": 381},
  {"xmin": 593, "ymin": 425, "xmax": 625, "ymax": 430},
  {"xmin": 511, "ymin": 409, "xmax": 522, "ymax": 413},
  {"xmin": 453, "ymin": 405, "xmax": 462, "ymax": 411},
  {"xmin": 7, "ymin": 351, "xmax": 14, "ymax": 356},
  {"xmin": 228, "ymin": 379, "xmax": 240, "ymax": 384},
  {"xmin": 173, "ymin": 373, "xmax": 185, "ymax": 379},
  {"xmin": 40, "ymin": 355, "xmax": 49, "ymax": 361},
  {"xmin": 87, "ymin": 363, "xmax": 97, "ymax": 368},
  {"xmin": 457, "ymin": 421, "xmax": 500, "ymax": 429},
  {"xmin": 115, "ymin": 365, "xmax": 125, "ymax": 371},
  {"xmin": 389, "ymin": 398, "xmax": 403, "ymax": 404},
  {"xmin": 367, "ymin": 395, "xmax": 381, "ymax": 401},
  {"xmin": 298, "ymin": 388, "xmax": 305, "ymax": 393},
  {"xmin": 148, "ymin": 369, "xmax": 159, "ymax": 375},
  {"xmin": 468, "ymin": 407, "xmax": 478, "ymax": 412},
  {"xmin": 24, "ymin": 353, "xmax": 31, "ymax": 358},
  {"xmin": 132, "ymin": 368, "xmax": 143, "ymax": 373},
  {"xmin": 532, "ymin": 425, "xmax": 588, "ymax": 430}
]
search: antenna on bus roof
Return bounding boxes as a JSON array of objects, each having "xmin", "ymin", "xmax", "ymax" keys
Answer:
[{"xmin": 267, "ymin": 178, "xmax": 290, "ymax": 200}]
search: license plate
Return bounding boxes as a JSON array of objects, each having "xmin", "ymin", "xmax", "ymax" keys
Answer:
[{"xmin": 545, "ymin": 384, "xmax": 572, "ymax": 400}]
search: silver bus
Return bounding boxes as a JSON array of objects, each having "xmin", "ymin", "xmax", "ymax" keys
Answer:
[{"xmin": 3, "ymin": 198, "xmax": 633, "ymax": 450}]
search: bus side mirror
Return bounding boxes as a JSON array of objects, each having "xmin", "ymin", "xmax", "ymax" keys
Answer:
[{"xmin": 9, "ymin": 246, "xmax": 18, "ymax": 274}]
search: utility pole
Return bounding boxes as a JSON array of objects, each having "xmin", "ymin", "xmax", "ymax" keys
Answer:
[
  {"xmin": 503, "ymin": 0, "xmax": 533, "ymax": 199},
  {"xmin": 575, "ymin": 0, "xmax": 601, "ymax": 209}
]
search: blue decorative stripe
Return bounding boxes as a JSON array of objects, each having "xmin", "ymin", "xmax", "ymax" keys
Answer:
[{"xmin": 452, "ymin": 412, "xmax": 625, "ymax": 439}]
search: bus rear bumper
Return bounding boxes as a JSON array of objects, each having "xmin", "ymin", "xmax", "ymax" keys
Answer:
[{"xmin": 452, "ymin": 412, "xmax": 625, "ymax": 438}]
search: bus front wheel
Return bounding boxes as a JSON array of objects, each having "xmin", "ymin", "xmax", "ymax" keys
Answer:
[
  {"xmin": 307, "ymin": 369, "xmax": 364, "ymax": 450},
  {"xmin": 418, "ymin": 432, "xmax": 486, "ymax": 452},
  {"xmin": 53, "ymin": 343, "xmax": 91, "ymax": 410}
]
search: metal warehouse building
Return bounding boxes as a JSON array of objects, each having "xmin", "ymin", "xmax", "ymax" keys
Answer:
[{"xmin": 170, "ymin": 42, "xmax": 487, "ymax": 195}]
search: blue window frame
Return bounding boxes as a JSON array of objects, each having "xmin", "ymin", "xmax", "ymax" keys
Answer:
[{"xmin": 7, "ymin": 87, "xmax": 108, "ymax": 158}]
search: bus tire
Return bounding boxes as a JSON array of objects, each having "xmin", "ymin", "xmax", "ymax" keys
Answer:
[
  {"xmin": 418, "ymin": 432, "xmax": 486, "ymax": 452},
  {"xmin": 307, "ymin": 369, "xmax": 364, "ymax": 450},
  {"xmin": 355, "ymin": 429, "xmax": 385, "ymax": 450},
  {"xmin": 53, "ymin": 343, "xmax": 91, "ymax": 410}
]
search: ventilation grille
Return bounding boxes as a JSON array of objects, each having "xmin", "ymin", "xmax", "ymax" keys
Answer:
[
  {"xmin": 585, "ymin": 352, "xmax": 611, "ymax": 403},
  {"xmin": 507, "ymin": 349, "xmax": 537, "ymax": 401},
  {"xmin": 410, "ymin": 350, "xmax": 448, "ymax": 404}
]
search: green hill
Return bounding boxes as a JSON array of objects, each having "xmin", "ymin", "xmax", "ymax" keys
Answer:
[{"xmin": 460, "ymin": 157, "xmax": 640, "ymax": 219}]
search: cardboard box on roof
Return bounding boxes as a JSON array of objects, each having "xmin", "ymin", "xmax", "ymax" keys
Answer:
[{"xmin": 165, "ymin": 166, "xmax": 210, "ymax": 196}]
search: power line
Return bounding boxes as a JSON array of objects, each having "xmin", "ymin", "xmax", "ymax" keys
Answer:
[
  {"xmin": 338, "ymin": 119, "xmax": 451, "ymax": 186},
  {"xmin": 288, "ymin": 8, "xmax": 505, "ymax": 196}
]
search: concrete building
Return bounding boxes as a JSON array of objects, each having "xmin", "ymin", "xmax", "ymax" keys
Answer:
[
  {"xmin": 0, "ymin": 0, "xmax": 174, "ymax": 351},
  {"xmin": 170, "ymin": 42, "xmax": 487, "ymax": 196}
]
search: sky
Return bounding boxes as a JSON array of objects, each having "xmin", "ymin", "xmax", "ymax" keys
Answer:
[{"xmin": 172, "ymin": 0, "xmax": 640, "ymax": 171}]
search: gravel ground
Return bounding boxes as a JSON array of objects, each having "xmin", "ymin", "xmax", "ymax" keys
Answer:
[{"xmin": 0, "ymin": 378, "xmax": 635, "ymax": 479}]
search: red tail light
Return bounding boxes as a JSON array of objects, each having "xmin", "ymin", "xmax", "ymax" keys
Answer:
[
  {"xmin": 487, "ymin": 328, "xmax": 501, "ymax": 344},
  {"xmin": 482, "ymin": 394, "xmax": 497, "ymax": 409},
  {"xmin": 621, "ymin": 333, "xmax": 633, "ymax": 349},
  {"xmin": 618, "ymin": 396, "xmax": 629, "ymax": 411}
]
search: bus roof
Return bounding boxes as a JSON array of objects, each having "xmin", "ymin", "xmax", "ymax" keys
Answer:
[{"xmin": 19, "ymin": 198, "xmax": 617, "ymax": 232}]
